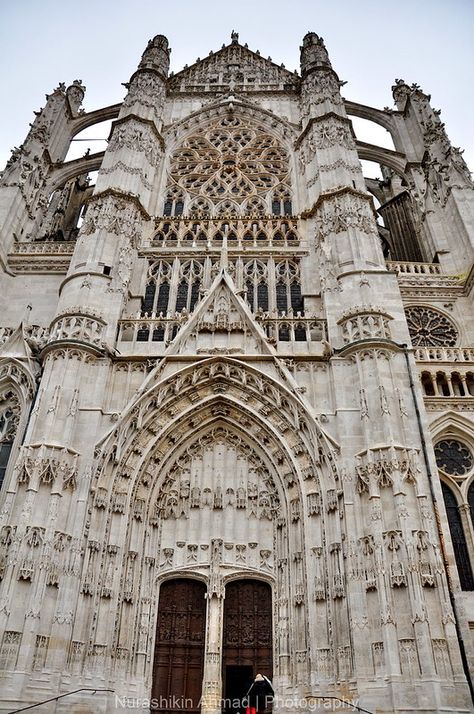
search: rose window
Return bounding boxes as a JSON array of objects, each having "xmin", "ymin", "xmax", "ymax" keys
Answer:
[
  {"xmin": 168, "ymin": 117, "xmax": 290, "ymax": 205},
  {"xmin": 435, "ymin": 439, "xmax": 473, "ymax": 476},
  {"xmin": 405, "ymin": 306, "xmax": 458, "ymax": 347}
]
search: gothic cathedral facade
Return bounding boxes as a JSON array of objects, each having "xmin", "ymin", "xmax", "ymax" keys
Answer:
[{"xmin": 0, "ymin": 31, "xmax": 474, "ymax": 714}]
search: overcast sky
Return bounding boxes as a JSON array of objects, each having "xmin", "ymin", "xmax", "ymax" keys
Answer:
[{"xmin": 1, "ymin": 0, "xmax": 473, "ymax": 173}]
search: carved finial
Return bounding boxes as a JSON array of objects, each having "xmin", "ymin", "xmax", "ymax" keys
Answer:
[
  {"xmin": 66, "ymin": 80, "xmax": 86, "ymax": 114},
  {"xmin": 392, "ymin": 78, "xmax": 411, "ymax": 107},
  {"xmin": 231, "ymin": 30, "xmax": 239, "ymax": 44},
  {"xmin": 138, "ymin": 34, "xmax": 171, "ymax": 75},
  {"xmin": 300, "ymin": 32, "xmax": 331, "ymax": 73}
]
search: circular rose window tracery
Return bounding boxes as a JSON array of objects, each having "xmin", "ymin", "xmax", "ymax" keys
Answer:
[
  {"xmin": 168, "ymin": 117, "xmax": 290, "ymax": 206},
  {"xmin": 435, "ymin": 439, "xmax": 474, "ymax": 477},
  {"xmin": 405, "ymin": 306, "xmax": 458, "ymax": 347}
]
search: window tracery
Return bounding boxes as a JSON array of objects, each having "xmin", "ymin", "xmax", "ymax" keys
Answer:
[
  {"xmin": 0, "ymin": 390, "xmax": 20, "ymax": 490},
  {"xmin": 163, "ymin": 186, "xmax": 184, "ymax": 216},
  {"xmin": 275, "ymin": 260, "xmax": 303, "ymax": 314},
  {"xmin": 140, "ymin": 260, "xmax": 204, "ymax": 322},
  {"xmin": 166, "ymin": 117, "xmax": 291, "ymax": 216},
  {"xmin": 141, "ymin": 261, "xmax": 173, "ymax": 316},
  {"xmin": 244, "ymin": 260, "xmax": 269, "ymax": 312},
  {"xmin": 435, "ymin": 439, "xmax": 473, "ymax": 477},
  {"xmin": 405, "ymin": 306, "xmax": 458, "ymax": 347},
  {"xmin": 441, "ymin": 482, "xmax": 474, "ymax": 590}
]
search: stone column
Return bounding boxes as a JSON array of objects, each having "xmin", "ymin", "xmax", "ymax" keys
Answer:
[{"xmin": 201, "ymin": 576, "xmax": 224, "ymax": 714}]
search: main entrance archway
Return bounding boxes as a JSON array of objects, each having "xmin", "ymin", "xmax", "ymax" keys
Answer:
[
  {"xmin": 152, "ymin": 579, "xmax": 206, "ymax": 713},
  {"xmin": 222, "ymin": 580, "xmax": 273, "ymax": 713}
]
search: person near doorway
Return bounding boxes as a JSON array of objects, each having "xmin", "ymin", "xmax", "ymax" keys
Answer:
[{"xmin": 244, "ymin": 673, "xmax": 274, "ymax": 713}]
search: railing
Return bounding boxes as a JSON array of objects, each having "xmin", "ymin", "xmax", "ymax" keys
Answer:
[
  {"xmin": 10, "ymin": 241, "xmax": 75, "ymax": 254},
  {"xmin": 151, "ymin": 217, "xmax": 300, "ymax": 249},
  {"xmin": 10, "ymin": 688, "xmax": 114, "ymax": 713},
  {"xmin": 118, "ymin": 314, "xmax": 189, "ymax": 346},
  {"xmin": 256, "ymin": 315, "xmax": 328, "ymax": 343},
  {"xmin": 386, "ymin": 260, "xmax": 442, "ymax": 275},
  {"xmin": 415, "ymin": 346, "xmax": 474, "ymax": 362},
  {"xmin": 117, "ymin": 314, "xmax": 328, "ymax": 352}
]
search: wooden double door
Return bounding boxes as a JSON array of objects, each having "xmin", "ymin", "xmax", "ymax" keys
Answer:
[{"xmin": 152, "ymin": 579, "xmax": 272, "ymax": 713}]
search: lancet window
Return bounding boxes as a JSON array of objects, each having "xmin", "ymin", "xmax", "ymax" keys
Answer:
[
  {"xmin": 275, "ymin": 260, "xmax": 303, "ymax": 314},
  {"xmin": 141, "ymin": 261, "xmax": 173, "ymax": 315},
  {"xmin": 271, "ymin": 186, "xmax": 292, "ymax": 216},
  {"xmin": 140, "ymin": 260, "xmax": 204, "ymax": 318},
  {"xmin": 435, "ymin": 438, "xmax": 474, "ymax": 591},
  {"xmin": 244, "ymin": 260, "xmax": 269, "ymax": 312},
  {"xmin": 441, "ymin": 482, "xmax": 474, "ymax": 590},
  {"xmin": 0, "ymin": 393, "xmax": 19, "ymax": 491},
  {"xmin": 243, "ymin": 259, "xmax": 303, "ymax": 316},
  {"xmin": 176, "ymin": 260, "xmax": 203, "ymax": 312},
  {"xmin": 163, "ymin": 187, "xmax": 185, "ymax": 217}
]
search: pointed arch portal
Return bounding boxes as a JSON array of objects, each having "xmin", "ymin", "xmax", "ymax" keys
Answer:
[
  {"xmin": 222, "ymin": 579, "xmax": 273, "ymax": 714},
  {"xmin": 152, "ymin": 579, "xmax": 207, "ymax": 713}
]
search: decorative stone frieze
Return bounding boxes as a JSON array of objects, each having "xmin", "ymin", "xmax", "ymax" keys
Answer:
[
  {"xmin": 108, "ymin": 118, "xmax": 163, "ymax": 164},
  {"xmin": 79, "ymin": 190, "xmax": 148, "ymax": 246},
  {"xmin": 338, "ymin": 305, "xmax": 392, "ymax": 343},
  {"xmin": 48, "ymin": 311, "xmax": 105, "ymax": 350},
  {"xmin": 315, "ymin": 189, "xmax": 377, "ymax": 236},
  {"xmin": 14, "ymin": 443, "xmax": 78, "ymax": 491},
  {"xmin": 356, "ymin": 446, "xmax": 421, "ymax": 494}
]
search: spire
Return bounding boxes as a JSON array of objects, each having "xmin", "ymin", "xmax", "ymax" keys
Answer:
[{"xmin": 300, "ymin": 32, "xmax": 332, "ymax": 76}]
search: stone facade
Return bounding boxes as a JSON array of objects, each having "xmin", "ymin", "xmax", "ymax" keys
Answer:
[{"xmin": 0, "ymin": 30, "xmax": 474, "ymax": 714}]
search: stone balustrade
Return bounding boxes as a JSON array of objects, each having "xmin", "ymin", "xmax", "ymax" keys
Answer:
[
  {"xmin": 415, "ymin": 347, "xmax": 474, "ymax": 362},
  {"xmin": 386, "ymin": 260, "xmax": 442, "ymax": 275},
  {"xmin": 256, "ymin": 315, "xmax": 328, "ymax": 343},
  {"xmin": 10, "ymin": 241, "xmax": 76, "ymax": 255}
]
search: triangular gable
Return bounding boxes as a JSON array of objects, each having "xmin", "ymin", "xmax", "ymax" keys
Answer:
[
  {"xmin": 0, "ymin": 323, "xmax": 34, "ymax": 362},
  {"xmin": 163, "ymin": 268, "xmax": 276, "ymax": 358},
  {"xmin": 168, "ymin": 40, "xmax": 300, "ymax": 93}
]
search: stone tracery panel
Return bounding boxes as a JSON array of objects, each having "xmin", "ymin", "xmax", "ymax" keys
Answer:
[
  {"xmin": 405, "ymin": 306, "xmax": 458, "ymax": 348},
  {"xmin": 167, "ymin": 117, "xmax": 291, "ymax": 214}
]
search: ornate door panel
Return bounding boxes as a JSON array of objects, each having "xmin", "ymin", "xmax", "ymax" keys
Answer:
[
  {"xmin": 152, "ymin": 579, "xmax": 206, "ymax": 712},
  {"xmin": 222, "ymin": 580, "xmax": 272, "ymax": 711}
]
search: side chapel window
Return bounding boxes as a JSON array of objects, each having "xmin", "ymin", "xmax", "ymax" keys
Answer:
[
  {"xmin": 435, "ymin": 438, "xmax": 474, "ymax": 590},
  {"xmin": 0, "ymin": 396, "xmax": 18, "ymax": 491}
]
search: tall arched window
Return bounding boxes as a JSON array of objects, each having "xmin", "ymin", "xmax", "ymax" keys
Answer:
[
  {"xmin": 141, "ymin": 261, "xmax": 173, "ymax": 316},
  {"xmin": 272, "ymin": 186, "xmax": 292, "ymax": 216},
  {"xmin": 275, "ymin": 261, "xmax": 303, "ymax": 315},
  {"xmin": 176, "ymin": 260, "xmax": 204, "ymax": 312},
  {"xmin": 244, "ymin": 260, "xmax": 268, "ymax": 312},
  {"xmin": 163, "ymin": 187, "xmax": 185, "ymax": 216},
  {"xmin": 441, "ymin": 482, "xmax": 474, "ymax": 590},
  {"xmin": 0, "ymin": 394, "xmax": 18, "ymax": 491}
]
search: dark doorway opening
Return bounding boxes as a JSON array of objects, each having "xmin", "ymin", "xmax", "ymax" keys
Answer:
[
  {"xmin": 152, "ymin": 578, "xmax": 206, "ymax": 712},
  {"xmin": 222, "ymin": 580, "xmax": 273, "ymax": 713},
  {"xmin": 224, "ymin": 664, "xmax": 253, "ymax": 713}
]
